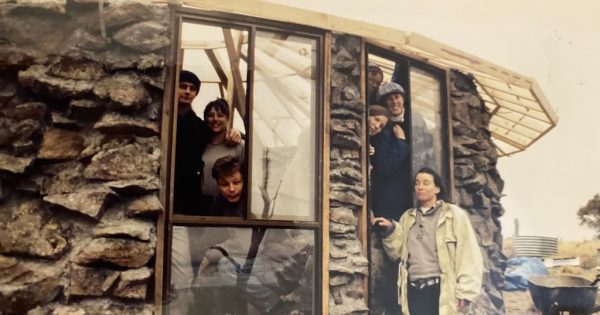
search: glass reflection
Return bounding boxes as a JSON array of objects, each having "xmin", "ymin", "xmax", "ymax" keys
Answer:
[
  {"xmin": 250, "ymin": 31, "xmax": 317, "ymax": 221},
  {"xmin": 170, "ymin": 227, "xmax": 315, "ymax": 314},
  {"xmin": 409, "ymin": 67, "xmax": 442, "ymax": 174}
]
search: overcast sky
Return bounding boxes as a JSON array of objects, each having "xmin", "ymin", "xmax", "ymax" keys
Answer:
[{"xmin": 267, "ymin": 0, "xmax": 600, "ymax": 240}]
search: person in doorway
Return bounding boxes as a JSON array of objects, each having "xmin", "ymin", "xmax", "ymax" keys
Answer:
[
  {"xmin": 368, "ymin": 62, "xmax": 384, "ymax": 105},
  {"xmin": 368, "ymin": 104, "xmax": 411, "ymax": 219},
  {"xmin": 372, "ymin": 167, "xmax": 483, "ymax": 315},
  {"xmin": 368, "ymin": 104, "xmax": 410, "ymax": 315},
  {"xmin": 201, "ymin": 99, "xmax": 245, "ymax": 207},
  {"xmin": 377, "ymin": 81, "xmax": 435, "ymax": 170}
]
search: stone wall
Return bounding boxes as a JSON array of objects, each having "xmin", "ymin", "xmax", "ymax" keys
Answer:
[
  {"xmin": 450, "ymin": 70, "xmax": 507, "ymax": 314},
  {"xmin": 0, "ymin": 1, "xmax": 169, "ymax": 314},
  {"xmin": 328, "ymin": 34, "xmax": 369, "ymax": 315}
]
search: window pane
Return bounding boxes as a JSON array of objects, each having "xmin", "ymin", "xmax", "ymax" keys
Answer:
[
  {"xmin": 409, "ymin": 67, "xmax": 443, "ymax": 174},
  {"xmin": 169, "ymin": 226, "xmax": 315, "ymax": 314},
  {"xmin": 250, "ymin": 31, "xmax": 317, "ymax": 221},
  {"xmin": 174, "ymin": 21, "xmax": 248, "ymax": 215}
]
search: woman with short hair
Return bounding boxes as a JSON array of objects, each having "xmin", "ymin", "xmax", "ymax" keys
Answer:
[{"xmin": 372, "ymin": 167, "xmax": 483, "ymax": 315}]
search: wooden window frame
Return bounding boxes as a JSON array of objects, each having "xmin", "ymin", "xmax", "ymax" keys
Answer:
[
  {"xmin": 366, "ymin": 44, "xmax": 453, "ymax": 199},
  {"xmin": 155, "ymin": 6, "xmax": 327, "ymax": 314}
]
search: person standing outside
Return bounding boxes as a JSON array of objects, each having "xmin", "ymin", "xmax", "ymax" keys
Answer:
[{"xmin": 372, "ymin": 167, "xmax": 483, "ymax": 315}]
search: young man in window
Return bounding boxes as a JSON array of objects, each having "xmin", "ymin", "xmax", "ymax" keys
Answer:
[{"xmin": 173, "ymin": 70, "xmax": 243, "ymax": 215}]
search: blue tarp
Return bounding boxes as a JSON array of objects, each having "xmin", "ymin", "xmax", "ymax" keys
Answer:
[{"xmin": 504, "ymin": 257, "xmax": 549, "ymax": 291}]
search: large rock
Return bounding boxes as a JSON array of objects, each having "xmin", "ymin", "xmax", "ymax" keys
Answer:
[
  {"xmin": 73, "ymin": 238, "xmax": 154, "ymax": 269},
  {"xmin": 68, "ymin": 264, "xmax": 119, "ymax": 297},
  {"xmin": 0, "ymin": 46, "xmax": 36, "ymax": 71},
  {"xmin": 37, "ymin": 128, "xmax": 84, "ymax": 160},
  {"xmin": 43, "ymin": 188, "xmax": 114, "ymax": 220},
  {"xmin": 0, "ymin": 255, "xmax": 31, "ymax": 285},
  {"xmin": 93, "ymin": 220, "xmax": 153, "ymax": 241},
  {"xmin": 69, "ymin": 99, "xmax": 105, "ymax": 121},
  {"xmin": 94, "ymin": 112, "xmax": 159, "ymax": 137},
  {"xmin": 47, "ymin": 51, "xmax": 106, "ymax": 81},
  {"xmin": 330, "ymin": 207, "xmax": 358, "ymax": 226},
  {"xmin": 19, "ymin": 65, "xmax": 95, "ymax": 99},
  {"xmin": 2, "ymin": 101, "xmax": 46, "ymax": 120},
  {"xmin": 113, "ymin": 267, "xmax": 152, "ymax": 300},
  {"xmin": 126, "ymin": 193, "xmax": 163, "ymax": 216},
  {"xmin": 103, "ymin": 2, "xmax": 160, "ymax": 29},
  {"xmin": 42, "ymin": 161, "xmax": 87, "ymax": 195},
  {"xmin": 0, "ymin": 266, "xmax": 61, "ymax": 315},
  {"xmin": 93, "ymin": 72, "xmax": 151, "ymax": 110},
  {"xmin": 107, "ymin": 177, "xmax": 160, "ymax": 196},
  {"xmin": 0, "ymin": 153, "xmax": 34, "ymax": 174},
  {"xmin": 84, "ymin": 142, "xmax": 160, "ymax": 181},
  {"xmin": 69, "ymin": 28, "xmax": 110, "ymax": 52},
  {"xmin": 113, "ymin": 21, "xmax": 170, "ymax": 53}
]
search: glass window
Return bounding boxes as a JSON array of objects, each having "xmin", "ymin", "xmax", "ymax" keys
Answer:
[
  {"xmin": 166, "ymin": 15, "xmax": 322, "ymax": 315},
  {"xmin": 409, "ymin": 67, "xmax": 443, "ymax": 174},
  {"xmin": 250, "ymin": 31, "xmax": 317, "ymax": 221},
  {"xmin": 170, "ymin": 226, "xmax": 315, "ymax": 314}
]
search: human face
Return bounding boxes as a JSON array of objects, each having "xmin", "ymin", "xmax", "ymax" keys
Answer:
[
  {"xmin": 177, "ymin": 82, "xmax": 198, "ymax": 105},
  {"xmin": 368, "ymin": 71, "xmax": 383, "ymax": 95},
  {"xmin": 217, "ymin": 171, "xmax": 243, "ymax": 203},
  {"xmin": 368, "ymin": 115, "xmax": 389, "ymax": 136},
  {"xmin": 385, "ymin": 93, "xmax": 405, "ymax": 117},
  {"xmin": 205, "ymin": 107, "xmax": 228, "ymax": 134},
  {"xmin": 414, "ymin": 172, "xmax": 440, "ymax": 207}
]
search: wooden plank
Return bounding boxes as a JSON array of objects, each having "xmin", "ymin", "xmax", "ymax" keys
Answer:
[
  {"xmin": 321, "ymin": 31, "xmax": 332, "ymax": 315},
  {"xmin": 154, "ymin": 12, "xmax": 182, "ymax": 315},
  {"xmin": 406, "ymin": 33, "xmax": 533, "ymax": 88},
  {"xmin": 181, "ymin": 39, "xmax": 228, "ymax": 50},
  {"xmin": 223, "ymin": 28, "xmax": 247, "ymax": 117},
  {"xmin": 530, "ymin": 79, "xmax": 559, "ymax": 124},
  {"xmin": 359, "ymin": 38, "xmax": 369, "ymax": 306},
  {"xmin": 205, "ymin": 49, "xmax": 229, "ymax": 86}
]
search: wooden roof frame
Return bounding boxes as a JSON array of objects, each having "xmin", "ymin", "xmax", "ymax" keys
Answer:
[{"xmin": 162, "ymin": 0, "xmax": 558, "ymax": 156}]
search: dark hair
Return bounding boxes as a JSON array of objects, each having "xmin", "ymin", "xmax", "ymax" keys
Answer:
[
  {"xmin": 204, "ymin": 98, "xmax": 230, "ymax": 119},
  {"xmin": 179, "ymin": 70, "xmax": 201, "ymax": 91},
  {"xmin": 212, "ymin": 155, "xmax": 243, "ymax": 180},
  {"xmin": 368, "ymin": 104, "xmax": 391, "ymax": 120},
  {"xmin": 414, "ymin": 167, "xmax": 445, "ymax": 200}
]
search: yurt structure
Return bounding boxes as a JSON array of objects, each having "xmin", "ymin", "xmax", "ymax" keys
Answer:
[{"xmin": 0, "ymin": 0, "xmax": 557, "ymax": 314}]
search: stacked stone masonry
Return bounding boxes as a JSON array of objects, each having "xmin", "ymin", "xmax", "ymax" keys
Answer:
[
  {"xmin": 450, "ymin": 70, "xmax": 507, "ymax": 315},
  {"xmin": 0, "ymin": 1, "xmax": 168, "ymax": 314},
  {"xmin": 328, "ymin": 34, "xmax": 369, "ymax": 315}
]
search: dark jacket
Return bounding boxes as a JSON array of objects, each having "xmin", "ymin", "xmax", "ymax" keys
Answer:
[
  {"xmin": 173, "ymin": 110, "xmax": 211, "ymax": 215},
  {"xmin": 370, "ymin": 125, "xmax": 411, "ymax": 220}
]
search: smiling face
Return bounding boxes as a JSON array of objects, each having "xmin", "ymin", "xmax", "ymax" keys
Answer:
[
  {"xmin": 414, "ymin": 172, "xmax": 440, "ymax": 207},
  {"xmin": 385, "ymin": 93, "xmax": 405, "ymax": 117},
  {"xmin": 368, "ymin": 115, "xmax": 389, "ymax": 136},
  {"xmin": 205, "ymin": 107, "xmax": 228, "ymax": 134},
  {"xmin": 217, "ymin": 171, "xmax": 243, "ymax": 203},
  {"xmin": 368, "ymin": 71, "xmax": 383, "ymax": 95},
  {"xmin": 177, "ymin": 82, "xmax": 198, "ymax": 106}
]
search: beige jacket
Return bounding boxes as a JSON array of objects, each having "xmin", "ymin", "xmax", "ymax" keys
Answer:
[{"xmin": 382, "ymin": 201, "xmax": 483, "ymax": 315}]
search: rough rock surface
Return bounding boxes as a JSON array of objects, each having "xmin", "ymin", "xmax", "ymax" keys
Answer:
[{"xmin": 0, "ymin": 1, "xmax": 167, "ymax": 312}]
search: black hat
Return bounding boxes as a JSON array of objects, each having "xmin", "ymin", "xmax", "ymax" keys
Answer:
[{"xmin": 179, "ymin": 70, "xmax": 201, "ymax": 91}]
